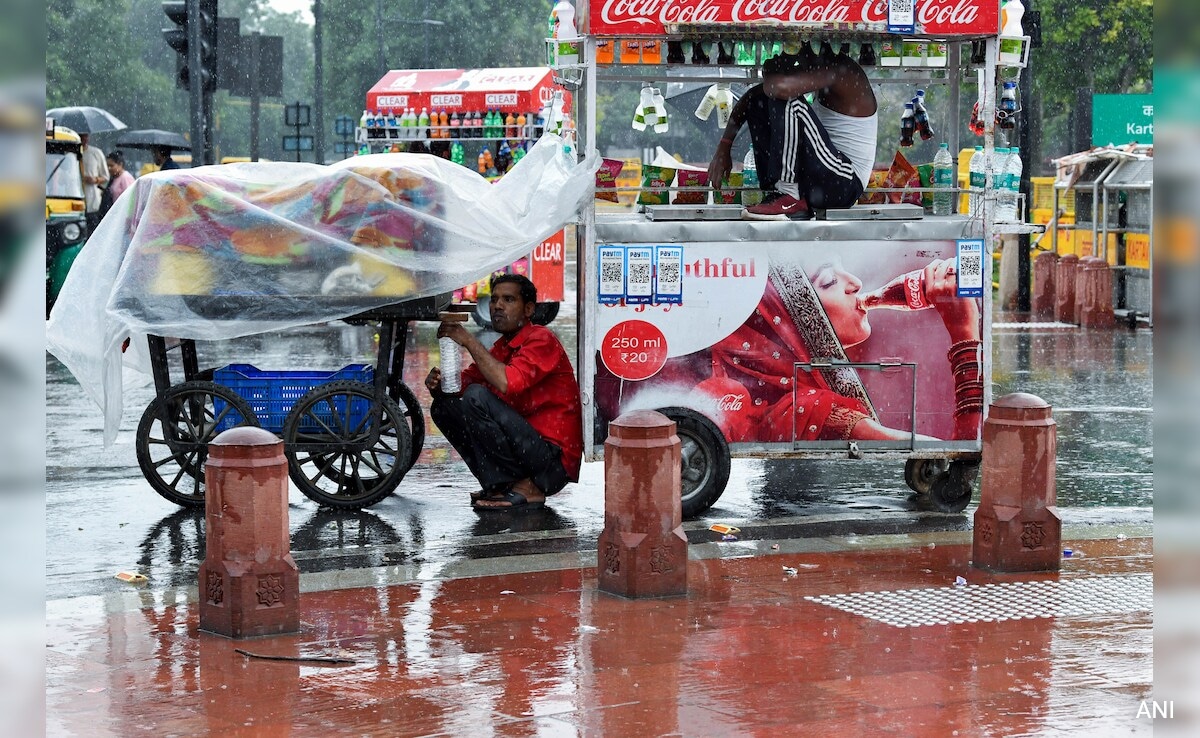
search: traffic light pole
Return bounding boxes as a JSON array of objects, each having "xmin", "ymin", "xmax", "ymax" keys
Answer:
[{"xmin": 187, "ymin": 0, "xmax": 207, "ymax": 166}]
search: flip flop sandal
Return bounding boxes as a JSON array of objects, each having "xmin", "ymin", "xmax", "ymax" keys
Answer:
[{"xmin": 471, "ymin": 488, "xmax": 545, "ymax": 513}]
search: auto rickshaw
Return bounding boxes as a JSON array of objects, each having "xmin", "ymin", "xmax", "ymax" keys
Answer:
[{"xmin": 45, "ymin": 119, "xmax": 88, "ymax": 314}]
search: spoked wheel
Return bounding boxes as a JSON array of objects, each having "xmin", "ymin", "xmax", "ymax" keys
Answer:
[
  {"xmin": 657, "ymin": 406, "xmax": 731, "ymax": 519},
  {"xmin": 926, "ymin": 460, "xmax": 980, "ymax": 513},
  {"xmin": 135, "ymin": 381, "xmax": 259, "ymax": 507},
  {"xmin": 904, "ymin": 458, "xmax": 950, "ymax": 496},
  {"xmin": 283, "ymin": 380, "xmax": 412, "ymax": 509}
]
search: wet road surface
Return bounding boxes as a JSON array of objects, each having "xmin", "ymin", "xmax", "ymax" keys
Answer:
[{"xmin": 45, "ymin": 312, "xmax": 1152, "ymax": 602}]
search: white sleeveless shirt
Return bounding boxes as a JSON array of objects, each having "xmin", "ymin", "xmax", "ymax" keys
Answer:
[{"xmin": 813, "ymin": 99, "xmax": 878, "ymax": 188}]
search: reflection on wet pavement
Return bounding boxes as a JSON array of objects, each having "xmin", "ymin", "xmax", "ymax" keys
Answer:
[{"xmin": 46, "ymin": 537, "xmax": 1153, "ymax": 736}]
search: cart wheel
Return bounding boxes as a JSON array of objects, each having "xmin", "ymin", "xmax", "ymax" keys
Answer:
[
  {"xmin": 391, "ymin": 382, "xmax": 424, "ymax": 472},
  {"xmin": 471, "ymin": 297, "xmax": 560, "ymax": 329},
  {"xmin": 283, "ymin": 380, "xmax": 412, "ymax": 509},
  {"xmin": 135, "ymin": 381, "xmax": 260, "ymax": 507},
  {"xmin": 927, "ymin": 460, "xmax": 980, "ymax": 514},
  {"xmin": 657, "ymin": 406, "xmax": 731, "ymax": 519},
  {"xmin": 904, "ymin": 458, "xmax": 950, "ymax": 496}
]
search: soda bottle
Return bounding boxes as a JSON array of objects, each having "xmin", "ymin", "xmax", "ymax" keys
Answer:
[
  {"xmin": 912, "ymin": 90, "xmax": 934, "ymax": 140},
  {"xmin": 916, "ymin": 90, "xmax": 936, "ymax": 141},
  {"xmin": 735, "ymin": 41, "xmax": 755, "ymax": 66},
  {"xmin": 450, "ymin": 142, "xmax": 464, "ymax": 166},
  {"xmin": 667, "ymin": 40, "xmax": 686, "ymax": 64},
  {"xmin": 858, "ymin": 42, "xmax": 877, "ymax": 66},
  {"xmin": 386, "ymin": 109, "xmax": 397, "ymax": 137},
  {"xmin": 998, "ymin": 81, "xmax": 1019, "ymax": 130},
  {"xmin": 417, "ymin": 107, "xmax": 430, "ymax": 139},
  {"xmin": 690, "ymin": 40, "xmax": 711, "ymax": 65},
  {"xmin": 449, "ymin": 111, "xmax": 461, "ymax": 138},
  {"xmin": 860, "ymin": 269, "xmax": 933, "ymax": 311},
  {"xmin": 932, "ymin": 143, "xmax": 954, "ymax": 216},
  {"xmin": 838, "ymin": 42, "xmax": 852, "ymax": 58},
  {"xmin": 516, "ymin": 112, "xmax": 527, "ymax": 141},
  {"xmin": 438, "ymin": 110, "xmax": 449, "ymax": 138},
  {"xmin": 359, "ymin": 109, "xmax": 369, "ymax": 132},
  {"xmin": 505, "ymin": 111, "xmax": 517, "ymax": 138},
  {"xmin": 477, "ymin": 148, "xmax": 488, "ymax": 175},
  {"xmin": 899, "ymin": 103, "xmax": 916, "ymax": 147}
]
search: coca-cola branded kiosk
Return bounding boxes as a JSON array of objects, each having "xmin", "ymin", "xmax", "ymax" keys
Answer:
[
  {"xmin": 569, "ymin": 0, "xmax": 1033, "ymax": 516},
  {"xmin": 360, "ymin": 67, "xmax": 570, "ymax": 327}
]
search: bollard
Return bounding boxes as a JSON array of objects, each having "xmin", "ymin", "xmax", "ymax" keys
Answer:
[
  {"xmin": 972, "ymin": 393, "xmax": 1061, "ymax": 572},
  {"xmin": 1032, "ymin": 251, "xmax": 1058, "ymax": 319},
  {"xmin": 199, "ymin": 426, "xmax": 300, "ymax": 638},
  {"xmin": 1076, "ymin": 256, "xmax": 1116, "ymax": 328},
  {"xmin": 1053, "ymin": 253, "xmax": 1079, "ymax": 324},
  {"xmin": 598, "ymin": 410, "xmax": 687, "ymax": 598}
]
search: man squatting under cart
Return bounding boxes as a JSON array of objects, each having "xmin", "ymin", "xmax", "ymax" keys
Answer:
[
  {"xmin": 425, "ymin": 274, "xmax": 583, "ymax": 511},
  {"xmin": 708, "ymin": 43, "xmax": 878, "ymax": 221}
]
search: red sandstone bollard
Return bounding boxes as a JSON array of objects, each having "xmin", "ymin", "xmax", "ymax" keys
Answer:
[
  {"xmin": 1076, "ymin": 256, "xmax": 1116, "ymax": 328},
  {"xmin": 1032, "ymin": 251, "xmax": 1058, "ymax": 319},
  {"xmin": 1053, "ymin": 253, "xmax": 1079, "ymax": 324},
  {"xmin": 199, "ymin": 427, "xmax": 300, "ymax": 638},
  {"xmin": 598, "ymin": 410, "xmax": 687, "ymax": 598},
  {"xmin": 973, "ymin": 393, "xmax": 1061, "ymax": 573}
]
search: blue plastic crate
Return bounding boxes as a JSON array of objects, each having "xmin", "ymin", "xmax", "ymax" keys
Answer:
[{"xmin": 214, "ymin": 364, "xmax": 375, "ymax": 433}]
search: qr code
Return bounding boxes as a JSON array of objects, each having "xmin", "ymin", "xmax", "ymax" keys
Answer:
[
  {"xmin": 658, "ymin": 261, "xmax": 680, "ymax": 285},
  {"xmin": 959, "ymin": 254, "xmax": 981, "ymax": 275},
  {"xmin": 601, "ymin": 261, "xmax": 623, "ymax": 286},
  {"xmin": 891, "ymin": 0, "xmax": 913, "ymax": 12},
  {"xmin": 629, "ymin": 261, "xmax": 651, "ymax": 285}
]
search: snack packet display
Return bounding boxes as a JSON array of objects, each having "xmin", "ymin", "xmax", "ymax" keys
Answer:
[
  {"xmin": 672, "ymin": 169, "xmax": 709, "ymax": 205},
  {"xmin": 714, "ymin": 172, "xmax": 743, "ymax": 205},
  {"xmin": 637, "ymin": 164, "xmax": 676, "ymax": 206},
  {"xmin": 595, "ymin": 158, "xmax": 625, "ymax": 202}
]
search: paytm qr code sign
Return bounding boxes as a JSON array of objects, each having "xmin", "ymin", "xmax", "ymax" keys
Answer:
[
  {"xmin": 956, "ymin": 239, "xmax": 984, "ymax": 298},
  {"xmin": 887, "ymin": 0, "xmax": 915, "ymax": 33}
]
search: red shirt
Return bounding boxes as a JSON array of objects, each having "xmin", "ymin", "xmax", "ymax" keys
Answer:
[{"xmin": 460, "ymin": 323, "xmax": 583, "ymax": 480}]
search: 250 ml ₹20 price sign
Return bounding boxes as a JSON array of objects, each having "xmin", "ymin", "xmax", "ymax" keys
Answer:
[{"xmin": 600, "ymin": 320, "xmax": 668, "ymax": 381}]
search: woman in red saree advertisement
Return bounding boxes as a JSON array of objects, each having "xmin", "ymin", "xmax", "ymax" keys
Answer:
[{"xmin": 703, "ymin": 254, "xmax": 982, "ymax": 443}]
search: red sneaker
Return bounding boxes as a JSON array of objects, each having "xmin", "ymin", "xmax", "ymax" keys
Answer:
[{"xmin": 742, "ymin": 193, "xmax": 813, "ymax": 221}]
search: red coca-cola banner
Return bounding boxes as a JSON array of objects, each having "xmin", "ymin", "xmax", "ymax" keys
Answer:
[
  {"xmin": 589, "ymin": 0, "xmax": 1000, "ymax": 38},
  {"xmin": 366, "ymin": 67, "xmax": 568, "ymax": 114}
]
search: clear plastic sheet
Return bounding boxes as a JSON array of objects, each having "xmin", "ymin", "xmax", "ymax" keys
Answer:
[{"xmin": 46, "ymin": 134, "xmax": 599, "ymax": 443}]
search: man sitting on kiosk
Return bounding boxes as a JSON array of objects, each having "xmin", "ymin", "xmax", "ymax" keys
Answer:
[
  {"xmin": 425, "ymin": 274, "xmax": 583, "ymax": 511},
  {"xmin": 708, "ymin": 44, "xmax": 878, "ymax": 221}
]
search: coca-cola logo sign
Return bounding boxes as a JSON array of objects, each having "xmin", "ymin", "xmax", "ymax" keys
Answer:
[
  {"xmin": 593, "ymin": 0, "xmax": 997, "ymax": 36},
  {"xmin": 715, "ymin": 392, "xmax": 745, "ymax": 412}
]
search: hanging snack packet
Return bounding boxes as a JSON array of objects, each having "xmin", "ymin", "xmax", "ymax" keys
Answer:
[
  {"xmin": 672, "ymin": 169, "xmax": 709, "ymax": 205},
  {"xmin": 713, "ymin": 171, "xmax": 743, "ymax": 205},
  {"xmin": 637, "ymin": 164, "xmax": 676, "ymax": 206},
  {"xmin": 595, "ymin": 158, "xmax": 625, "ymax": 202}
]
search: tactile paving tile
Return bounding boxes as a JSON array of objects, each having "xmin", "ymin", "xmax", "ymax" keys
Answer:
[{"xmin": 805, "ymin": 573, "xmax": 1151, "ymax": 628}]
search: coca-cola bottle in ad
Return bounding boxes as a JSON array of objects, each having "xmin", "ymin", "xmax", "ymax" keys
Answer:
[{"xmin": 860, "ymin": 269, "xmax": 932, "ymax": 311}]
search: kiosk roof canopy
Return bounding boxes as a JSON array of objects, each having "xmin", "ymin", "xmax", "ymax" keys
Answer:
[{"xmin": 366, "ymin": 67, "xmax": 566, "ymax": 113}]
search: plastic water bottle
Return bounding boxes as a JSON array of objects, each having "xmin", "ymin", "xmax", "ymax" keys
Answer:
[
  {"xmin": 999, "ymin": 0, "xmax": 1026, "ymax": 66},
  {"xmin": 968, "ymin": 145, "xmax": 985, "ymax": 217},
  {"xmin": 932, "ymin": 143, "xmax": 954, "ymax": 216},
  {"xmin": 993, "ymin": 148, "xmax": 1014, "ymax": 221},
  {"xmin": 552, "ymin": 0, "xmax": 580, "ymax": 66},
  {"xmin": 997, "ymin": 146, "xmax": 1024, "ymax": 222},
  {"xmin": 742, "ymin": 148, "xmax": 761, "ymax": 206},
  {"xmin": 439, "ymin": 337, "xmax": 462, "ymax": 394}
]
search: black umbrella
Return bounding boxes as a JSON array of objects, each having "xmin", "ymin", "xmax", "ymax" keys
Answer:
[
  {"xmin": 115, "ymin": 129, "xmax": 192, "ymax": 151},
  {"xmin": 45, "ymin": 106, "xmax": 127, "ymax": 134}
]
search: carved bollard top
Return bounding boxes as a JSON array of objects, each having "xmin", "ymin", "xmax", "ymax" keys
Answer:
[
  {"xmin": 608, "ymin": 410, "xmax": 677, "ymax": 441},
  {"xmin": 211, "ymin": 426, "xmax": 280, "ymax": 446},
  {"xmin": 988, "ymin": 392, "xmax": 1053, "ymax": 423}
]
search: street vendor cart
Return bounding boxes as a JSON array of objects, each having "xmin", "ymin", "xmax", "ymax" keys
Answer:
[{"xmin": 565, "ymin": 0, "xmax": 1035, "ymax": 516}]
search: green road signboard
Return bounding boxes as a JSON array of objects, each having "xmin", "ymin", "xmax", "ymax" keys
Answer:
[{"xmin": 1092, "ymin": 94, "xmax": 1154, "ymax": 146}]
